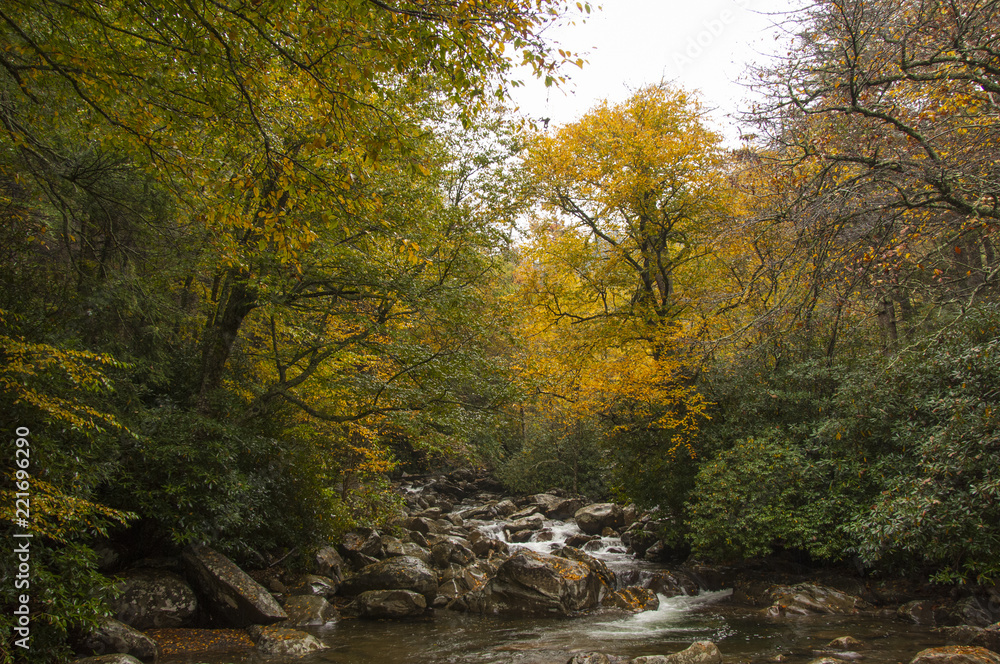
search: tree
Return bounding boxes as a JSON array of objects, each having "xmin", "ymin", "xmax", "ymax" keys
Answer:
[
  {"xmin": 744, "ymin": 0, "xmax": 1000, "ymax": 348},
  {"xmin": 516, "ymin": 85, "xmax": 733, "ymax": 510}
]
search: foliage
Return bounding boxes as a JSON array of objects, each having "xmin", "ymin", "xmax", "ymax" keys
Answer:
[
  {"xmin": 491, "ymin": 407, "xmax": 608, "ymax": 498},
  {"xmin": 511, "ymin": 86, "xmax": 733, "ymax": 514},
  {"xmin": 844, "ymin": 307, "xmax": 1000, "ymax": 583},
  {"xmin": 0, "ymin": 542, "xmax": 116, "ymax": 664}
]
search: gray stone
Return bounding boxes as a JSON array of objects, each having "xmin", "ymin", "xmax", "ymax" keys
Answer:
[
  {"xmin": 494, "ymin": 499, "xmax": 518, "ymax": 517},
  {"xmin": 72, "ymin": 656, "xmax": 143, "ymax": 664},
  {"xmin": 567, "ymin": 654, "xmax": 630, "ymax": 664},
  {"xmin": 284, "ymin": 573, "xmax": 339, "ymax": 597},
  {"xmin": 602, "ymin": 586, "xmax": 660, "ymax": 613},
  {"xmin": 340, "ymin": 555, "xmax": 438, "ymax": 601},
  {"xmin": 899, "ymin": 599, "xmax": 949, "ymax": 625},
  {"xmin": 632, "ymin": 641, "xmax": 723, "ymax": 664},
  {"xmin": 351, "ymin": 589, "xmax": 428, "ymax": 618},
  {"xmin": 180, "ymin": 543, "xmax": 286, "ymax": 627},
  {"xmin": 910, "ymin": 646, "xmax": 1000, "ymax": 664},
  {"xmin": 314, "ymin": 545, "xmax": 345, "ymax": 583},
  {"xmin": 504, "ymin": 513, "xmax": 545, "ymax": 536},
  {"xmin": 765, "ymin": 584, "xmax": 869, "ymax": 616},
  {"xmin": 951, "ymin": 597, "xmax": 995, "ymax": 627},
  {"xmin": 250, "ymin": 625, "xmax": 328, "ymax": 657},
  {"xmin": 828, "ymin": 636, "xmax": 865, "ymax": 650},
  {"xmin": 935, "ymin": 626, "xmax": 1000, "ymax": 653},
  {"xmin": 401, "ymin": 542, "xmax": 432, "ymax": 564},
  {"xmin": 78, "ymin": 617, "xmax": 159, "ymax": 661},
  {"xmin": 574, "ymin": 503, "xmax": 625, "ymax": 535},
  {"xmin": 108, "ymin": 568, "xmax": 197, "ymax": 629},
  {"xmin": 281, "ymin": 594, "xmax": 338, "ymax": 625},
  {"xmin": 464, "ymin": 550, "xmax": 606, "ymax": 616}
]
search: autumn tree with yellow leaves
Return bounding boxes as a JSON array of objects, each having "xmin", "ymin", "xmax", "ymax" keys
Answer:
[{"xmin": 511, "ymin": 85, "xmax": 735, "ymax": 516}]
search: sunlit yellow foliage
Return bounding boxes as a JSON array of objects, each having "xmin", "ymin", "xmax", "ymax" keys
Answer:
[{"xmin": 516, "ymin": 85, "xmax": 734, "ymax": 443}]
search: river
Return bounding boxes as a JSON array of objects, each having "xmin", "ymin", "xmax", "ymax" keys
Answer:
[{"xmin": 159, "ymin": 489, "xmax": 951, "ymax": 664}]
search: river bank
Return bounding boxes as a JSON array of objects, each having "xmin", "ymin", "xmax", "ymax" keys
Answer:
[{"xmin": 75, "ymin": 470, "xmax": 1000, "ymax": 664}]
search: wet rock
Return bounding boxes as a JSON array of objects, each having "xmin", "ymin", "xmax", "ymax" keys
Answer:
[
  {"xmin": 602, "ymin": 586, "xmax": 660, "ymax": 613},
  {"xmin": 632, "ymin": 641, "xmax": 724, "ymax": 664},
  {"xmin": 382, "ymin": 535, "xmax": 406, "ymax": 558},
  {"xmin": 567, "ymin": 533, "xmax": 598, "ymax": 548},
  {"xmin": 281, "ymin": 595, "xmax": 338, "ymax": 626},
  {"xmin": 73, "ymin": 656, "xmax": 143, "ymax": 664},
  {"xmin": 431, "ymin": 538, "xmax": 475, "ymax": 568},
  {"xmin": 463, "ymin": 550, "xmax": 606, "ymax": 616},
  {"xmin": 404, "ymin": 516, "xmax": 439, "ymax": 536},
  {"xmin": 910, "ymin": 646, "xmax": 1000, "ymax": 664},
  {"xmin": 339, "ymin": 555, "xmax": 438, "ymax": 601},
  {"xmin": 510, "ymin": 529, "xmax": 536, "ymax": 543},
  {"xmin": 504, "ymin": 513, "xmax": 545, "ymax": 537},
  {"xmin": 401, "ymin": 542, "xmax": 432, "ymax": 564},
  {"xmin": 762, "ymin": 583, "xmax": 869, "ymax": 616},
  {"xmin": 622, "ymin": 529, "xmax": 660, "ymax": 558},
  {"xmin": 829, "ymin": 636, "xmax": 865, "ymax": 650},
  {"xmin": 899, "ymin": 600, "xmax": 950, "ymax": 625},
  {"xmin": 349, "ymin": 589, "xmax": 428, "ymax": 618},
  {"xmin": 284, "ymin": 573, "xmax": 339, "ymax": 598},
  {"xmin": 550, "ymin": 498, "xmax": 587, "ymax": 521},
  {"xmin": 950, "ymin": 597, "xmax": 995, "ymax": 627},
  {"xmin": 575, "ymin": 503, "xmax": 625, "ymax": 535},
  {"xmin": 339, "ymin": 529, "xmax": 384, "ymax": 567},
  {"xmin": 314, "ymin": 546, "xmax": 345, "ymax": 583},
  {"xmin": 643, "ymin": 570, "xmax": 699, "ymax": 598},
  {"xmin": 78, "ymin": 617, "xmax": 159, "ymax": 661},
  {"xmin": 567, "ymin": 654, "xmax": 631, "ymax": 664},
  {"xmin": 180, "ymin": 543, "xmax": 286, "ymax": 627},
  {"xmin": 552, "ymin": 546, "xmax": 616, "ymax": 599},
  {"xmin": 108, "ymin": 569, "xmax": 198, "ymax": 629},
  {"xmin": 249, "ymin": 624, "xmax": 328, "ymax": 657},
  {"xmin": 935, "ymin": 625, "xmax": 1000, "ymax": 652},
  {"xmin": 495, "ymin": 499, "xmax": 518, "ymax": 517},
  {"xmin": 680, "ymin": 564, "xmax": 734, "ymax": 592}
]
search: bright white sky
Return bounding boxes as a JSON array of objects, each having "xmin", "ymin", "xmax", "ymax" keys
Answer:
[{"xmin": 510, "ymin": 0, "xmax": 803, "ymax": 144}]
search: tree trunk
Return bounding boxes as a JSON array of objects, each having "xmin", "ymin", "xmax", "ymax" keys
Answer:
[{"xmin": 196, "ymin": 273, "xmax": 257, "ymax": 412}]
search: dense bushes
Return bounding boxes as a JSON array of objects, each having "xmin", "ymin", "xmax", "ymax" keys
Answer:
[{"xmin": 680, "ymin": 304, "xmax": 1000, "ymax": 582}]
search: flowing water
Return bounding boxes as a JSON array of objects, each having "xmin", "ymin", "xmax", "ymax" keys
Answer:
[{"xmin": 159, "ymin": 499, "xmax": 951, "ymax": 664}]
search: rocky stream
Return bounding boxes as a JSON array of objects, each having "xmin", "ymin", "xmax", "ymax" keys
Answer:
[{"xmin": 79, "ymin": 470, "xmax": 1000, "ymax": 664}]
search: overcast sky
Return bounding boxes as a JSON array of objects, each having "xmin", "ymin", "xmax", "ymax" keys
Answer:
[{"xmin": 510, "ymin": 0, "xmax": 803, "ymax": 143}]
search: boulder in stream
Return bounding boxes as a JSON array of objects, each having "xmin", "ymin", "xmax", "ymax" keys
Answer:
[
  {"xmin": 281, "ymin": 594, "xmax": 338, "ymax": 626},
  {"xmin": 339, "ymin": 555, "xmax": 438, "ymax": 601},
  {"xmin": 567, "ymin": 654, "xmax": 631, "ymax": 664},
  {"xmin": 936, "ymin": 624, "xmax": 1000, "ymax": 652},
  {"xmin": 249, "ymin": 624, "xmax": 328, "ymax": 657},
  {"xmin": 762, "ymin": 583, "xmax": 869, "ymax": 616},
  {"xmin": 910, "ymin": 646, "xmax": 1000, "ymax": 664},
  {"xmin": 632, "ymin": 641, "xmax": 724, "ymax": 664},
  {"xmin": 463, "ymin": 549, "xmax": 607, "ymax": 616},
  {"xmin": 602, "ymin": 586, "xmax": 660, "ymax": 613},
  {"xmin": 349, "ymin": 589, "xmax": 428, "ymax": 618},
  {"xmin": 575, "ymin": 503, "xmax": 625, "ymax": 535}
]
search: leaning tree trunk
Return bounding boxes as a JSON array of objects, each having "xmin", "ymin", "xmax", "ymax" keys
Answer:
[{"xmin": 196, "ymin": 272, "xmax": 257, "ymax": 413}]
